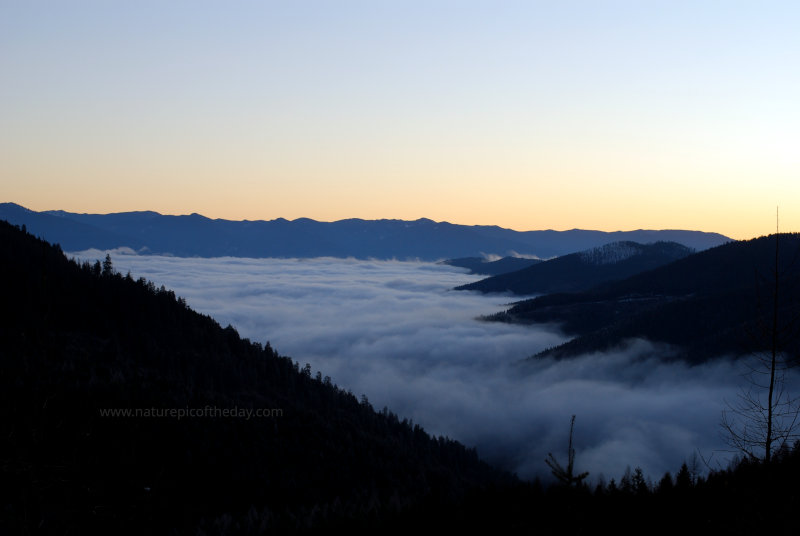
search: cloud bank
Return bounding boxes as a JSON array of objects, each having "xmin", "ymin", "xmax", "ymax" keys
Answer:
[{"xmin": 70, "ymin": 250, "xmax": 779, "ymax": 482}]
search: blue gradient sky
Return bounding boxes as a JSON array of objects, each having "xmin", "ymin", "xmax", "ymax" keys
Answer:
[{"xmin": 2, "ymin": 1, "xmax": 799, "ymax": 239}]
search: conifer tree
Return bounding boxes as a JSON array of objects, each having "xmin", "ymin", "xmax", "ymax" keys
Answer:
[{"xmin": 102, "ymin": 253, "xmax": 114, "ymax": 276}]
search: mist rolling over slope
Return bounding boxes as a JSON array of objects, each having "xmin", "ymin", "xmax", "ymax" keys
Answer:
[{"xmin": 70, "ymin": 249, "xmax": 761, "ymax": 481}]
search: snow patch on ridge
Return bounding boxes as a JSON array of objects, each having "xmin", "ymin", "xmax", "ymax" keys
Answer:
[{"xmin": 579, "ymin": 241, "xmax": 644, "ymax": 265}]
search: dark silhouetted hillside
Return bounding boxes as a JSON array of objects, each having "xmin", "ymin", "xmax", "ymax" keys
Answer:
[
  {"xmin": 457, "ymin": 241, "xmax": 694, "ymax": 295},
  {"xmin": 3, "ymin": 219, "xmax": 800, "ymax": 534},
  {"xmin": 487, "ymin": 234, "xmax": 800, "ymax": 363},
  {"xmin": 0, "ymin": 219, "xmax": 511, "ymax": 533}
]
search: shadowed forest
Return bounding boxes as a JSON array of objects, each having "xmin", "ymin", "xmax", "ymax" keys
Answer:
[{"xmin": 2, "ymin": 219, "xmax": 800, "ymax": 534}]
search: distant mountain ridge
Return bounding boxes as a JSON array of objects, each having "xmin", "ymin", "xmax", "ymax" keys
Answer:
[
  {"xmin": 456, "ymin": 241, "xmax": 695, "ymax": 295},
  {"xmin": 0, "ymin": 202, "xmax": 731, "ymax": 260}
]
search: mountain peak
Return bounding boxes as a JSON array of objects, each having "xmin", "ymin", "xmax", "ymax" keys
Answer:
[
  {"xmin": 0, "ymin": 202, "xmax": 31, "ymax": 212},
  {"xmin": 578, "ymin": 241, "xmax": 645, "ymax": 265}
]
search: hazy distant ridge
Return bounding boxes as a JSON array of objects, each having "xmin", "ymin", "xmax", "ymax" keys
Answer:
[{"xmin": 0, "ymin": 203, "xmax": 730, "ymax": 260}]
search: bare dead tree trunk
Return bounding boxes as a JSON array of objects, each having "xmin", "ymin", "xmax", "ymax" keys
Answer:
[
  {"xmin": 766, "ymin": 221, "xmax": 779, "ymax": 463},
  {"xmin": 545, "ymin": 415, "xmax": 589, "ymax": 486},
  {"xmin": 721, "ymin": 208, "xmax": 800, "ymax": 463}
]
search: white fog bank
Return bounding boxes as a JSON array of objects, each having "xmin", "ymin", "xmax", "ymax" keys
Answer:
[{"xmin": 71, "ymin": 250, "xmax": 769, "ymax": 481}]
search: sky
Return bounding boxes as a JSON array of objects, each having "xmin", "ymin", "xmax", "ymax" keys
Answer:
[
  {"xmin": 2, "ymin": 1, "xmax": 799, "ymax": 240},
  {"xmin": 69, "ymin": 250, "xmax": 783, "ymax": 482}
]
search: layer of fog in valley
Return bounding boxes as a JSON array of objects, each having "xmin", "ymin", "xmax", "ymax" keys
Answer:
[{"xmin": 71, "ymin": 250, "xmax": 770, "ymax": 482}]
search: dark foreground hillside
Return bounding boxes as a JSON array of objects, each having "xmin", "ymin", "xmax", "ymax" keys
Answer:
[
  {"xmin": 0, "ymin": 220, "xmax": 512, "ymax": 533},
  {"xmin": 2, "ymin": 219, "xmax": 800, "ymax": 535}
]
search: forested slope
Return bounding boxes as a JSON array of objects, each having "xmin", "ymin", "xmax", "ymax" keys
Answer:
[{"xmin": 0, "ymin": 220, "xmax": 509, "ymax": 533}]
